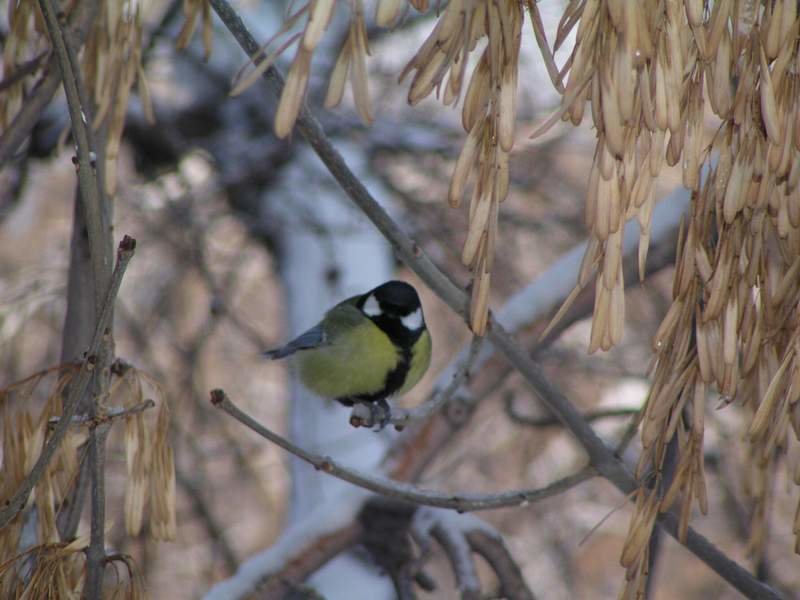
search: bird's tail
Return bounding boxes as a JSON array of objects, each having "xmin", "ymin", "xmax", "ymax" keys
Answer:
[
  {"xmin": 263, "ymin": 325, "xmax": 323, "ymax": 360},
  {"xmin": 263, "ymin": 347, "xmax": 291, "ymax": 360}
]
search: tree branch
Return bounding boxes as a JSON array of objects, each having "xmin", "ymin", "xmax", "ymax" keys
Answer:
[
  {"xmin": 0, "ymin": 236, "xmax": 135, "ymax": 530},
  {"xmin": 37, "ymin": 3, "xmax": 115, "ymax": 596},
  {"xmin": 466, "ymin": 530, "xmax": 536, "ymax": 600},
  {"xmin": 412, "ymin": 507, "xmax": 535, "ymax": 600},
  {"xmin": 203, "ymin": 487, "xmax": 369, "ymax": 600},
  {"xmin": 505, "ymin": 395, "xmax": 640, "ymax": 428},
  {"xmin": 211, "ymin": 389, "xmax": 594, "ymax": 512}
]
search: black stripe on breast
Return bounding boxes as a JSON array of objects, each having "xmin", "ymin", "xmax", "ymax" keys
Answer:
[{"xmin": 335, "ymin": 315, "xmax": 421, "ymax": 406}]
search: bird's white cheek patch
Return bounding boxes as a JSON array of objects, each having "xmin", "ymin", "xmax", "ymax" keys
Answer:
[
  {"xmin": 401, "ymin": 308, "xmax": 423, "ymax": 330},
  {"xmin": 363, "ymin": 294, "xmax": 381, "ymax": 317}
]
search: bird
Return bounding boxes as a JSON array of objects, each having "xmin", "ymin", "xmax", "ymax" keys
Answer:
[{"xmin": 264, "ymin": 280, "xmax": 432, "ymax": 427}]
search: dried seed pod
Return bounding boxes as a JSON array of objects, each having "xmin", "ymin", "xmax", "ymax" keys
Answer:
[
  {"xmin": 749, "ymin": 352, "xmax": 793, "ymax": 439},
  {"xmin": 375, "ymin": 0, "xmax": 403, "ymax": 27},
  {"xmin": 759, "ymin": 44, "xmax": 782, "ymax": 146},
  {"xmin": 303, "ymin": 0, "xmax": 335, "ymax": 51},
  {"xmin": 600, "ymin": 64, "xmax": 625, "ymax": 157},
  {"xmin": 684, "ymin": 0, "xmax": 703, "ymax": 27},
  {"xmin": 449, "ymin": 124, "xmax": 481, "ymax": 208},
  {"xmin": 275, "ymin": 47, "xmax": 312, "ymax": 138},
  {"xmin": 498, "ymin": 61, "xmax": 518, "ymax": 152},
  {"xmin": 462, "ymin": 52, "xmax": 490, "ymax": 132},
  {"xmin": 350, "ymin": 15, "xmax": 374, "ymax": 124},
  {"xmin": 324, "ymin": 37, "xmax": 352, "ymax": 109}
]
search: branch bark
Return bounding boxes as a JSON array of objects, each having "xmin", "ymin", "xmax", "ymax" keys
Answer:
[
  {"xmin": 211, "ymin": 389, "xmax": 595, "ymax": 512},
  {"xmin": 37, "ymin": 3, "xmax": 116, "ymax": 596}
]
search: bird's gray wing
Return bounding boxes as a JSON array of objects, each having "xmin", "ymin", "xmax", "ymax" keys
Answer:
[{"xmin": 263, "ymin": 323, "xmax": 326, "ymax": 359}]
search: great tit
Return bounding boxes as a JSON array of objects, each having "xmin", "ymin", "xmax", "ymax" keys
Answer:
[{"xmin": 264, "ymin": 281, "xmax": 432, "ymax": 426}]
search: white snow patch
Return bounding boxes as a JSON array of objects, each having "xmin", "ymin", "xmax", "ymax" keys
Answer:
[{"xmin": 203, "ymin": 487, "xmax": 371, "ymax": 600}]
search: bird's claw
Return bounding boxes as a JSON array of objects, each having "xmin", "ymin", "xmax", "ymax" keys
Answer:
[
  {"xmin": 349, "ymin": 400, "xmax": 392, "ymax": 430},
  {"xmin": 370, "ymin": 399, "xmax": 392, "ymax": 431}
]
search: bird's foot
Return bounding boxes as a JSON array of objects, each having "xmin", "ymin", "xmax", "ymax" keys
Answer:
[
  {"xmin": 371, "ymin": 399, "xmax": 392, "ymax": 430},
  {"xmin": 349, "ymin": 400, "xmax": 392, "ymax": 430}
]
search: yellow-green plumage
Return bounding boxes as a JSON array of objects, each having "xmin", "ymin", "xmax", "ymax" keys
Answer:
[
  {"xmin": 398, "ymin": 328, "xmax": 431, "ymax": 395},
  {"xmin": 296, "ymin": 302, "xmax": 401, "ymax": 399}
]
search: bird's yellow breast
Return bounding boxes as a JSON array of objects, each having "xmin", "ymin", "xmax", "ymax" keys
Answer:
[
  {"xmin": 398, "ymin": 329, "xmax": 432, "ymax": 395},
  {"xmin": 296, "ymin": 316, "xmax": 400, "ymax": 400}
]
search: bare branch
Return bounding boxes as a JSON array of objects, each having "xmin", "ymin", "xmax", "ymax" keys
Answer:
[
  {"xmin": 466, "ymin": 530, "xmax": 535, "ymax": 600},
  {"xmin": 37, "ymin": 3, "xmax": 115, "ymax": 596},
  {"xmin": 430, "ymin": 524, "xmax": 481, "ymax": 600},
  {"xmin": 47, "ymin": 400, "xmax": 156, "ymax": 428},
  {"xmin": 413, "ymin": 508, "xmax": 535, "ymax": 600},
  {"xmin": 505, "ymin": 394, "xmax": 640, "ymax": 428},
  {"xmin": 0, "ymin": 236, "xmax": 136, "ymax": 530},
  {"xmin": 210, "ymin": 389, "xmax": 594, "ymax": 512},
  {"xmin": 38, "ymin": 0, "xmax": 110, "ymax": 308},
  {"xmin": 203, "ymin": 487, "xmax": 367, "ymax": 600}
]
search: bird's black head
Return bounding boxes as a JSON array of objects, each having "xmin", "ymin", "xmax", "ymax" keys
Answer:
[{"xmin": 359, "ymin": 281, "xmax": 425, "ymax": 332}]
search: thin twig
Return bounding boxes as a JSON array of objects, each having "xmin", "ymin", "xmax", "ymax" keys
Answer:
[
  {"xmin": 430, "ymin": 523, "xmax": 481, "ymax": 600},
  {"xmin": 0, "ymin": 236, "xmax": 136, "ymax": 530},
  {"xmin": 207, "ymin": 3, "xmax": 782, "ymax": 598},
  {"xmin": 211, "ymin": 389, "xmax": 594, "ymax": 512},
  {"xmin": 412, "ymin": 507, "xmax": 535, "ymax": 600},
  {"xmin": 176, "ymin": 471, "xmax": 240, "ymax": 574},
  {"xmin": 47, "ymin": 400, "xmax": 156, "ymax": 428},
  {"xmin": 505, "ymin": 394, "xmax": 640, "ymax": 428},
  {"xmin": 466, "ymin": 531, "xmax": 536, "ymax": 600},
  {"xmin": 0, "ymin": 362, "xmax": 80, "ymax": 393},
  {"xmin": 0, "ymin": 52, "xmax": 48, "ymax": 94}
]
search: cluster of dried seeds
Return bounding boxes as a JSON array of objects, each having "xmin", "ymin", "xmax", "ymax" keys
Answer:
[
  {"xmin": 0, "ymin": 365, "xmax": 174, "ymax": 597},
  {"xmin": 82, "ymin": 2, "xmax": 153, "ymax": 195},
  {"xmin": 0, "ymin": 1, "xmax": 152, "ymax": 194},
  {"xmin": 258, "ymin": 0, "xmax": 524, "ymax": 334},
  {"xmin": 256, "ymin": 0, "xmax": 800, "ymax": 594},
  {"xmin": 538, "ymin": 0, "xmax": 800, "ymax": 595},
  {"xmin": 0, "ymin": 0, "xmax": 44, "ymax": 130},
  {"xmin": 115, "ymin": 369, "xmax": 177, "ymax": 541}
]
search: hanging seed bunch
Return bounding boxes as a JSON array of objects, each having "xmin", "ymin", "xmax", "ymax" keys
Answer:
[
  {"xmin": 82, "ymin": 1, "xmax": 154, "ymax": 195},
  {"xmin": 0, "ymin": 1, "xmax": 153, "ymax": 192},
  {"xmin": 0, "ymin": 537, "xmax": 90, "ymax": 599},
  {"xmin": 229, "ymin": 0, "xmax": 376, "ymax": 137},
  {"xmin": 0, "ymin": 365, "xmax": 175, "ymax": 596},
  {"xmin": 251, "ymin": 0, "xmax": 523, "ymax": 334},
  {"xmin": 114, "ymin": 368, "xmax": 177, "ymax": 541},
  {"xmin": 536, "ymin": 0, "xmax": 800, "ymax": 596},
  {"xmin": 1, "ymin": 0, "xmax": 46, "ymax": 130},
  {"xmin": 403, "ymin": 0, "xmax": 523, "ymax": 334}
]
